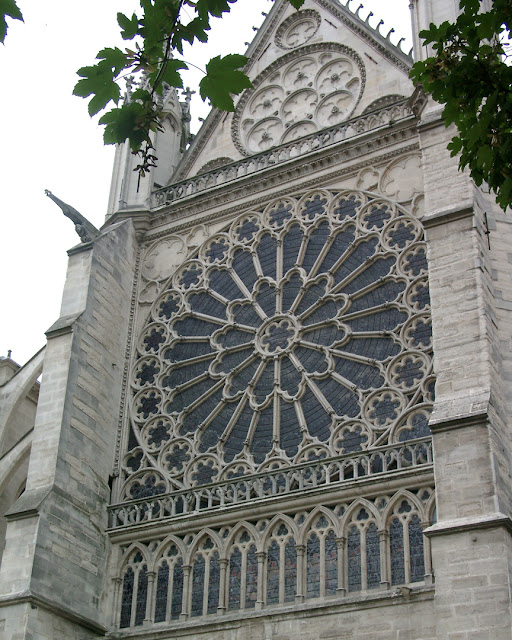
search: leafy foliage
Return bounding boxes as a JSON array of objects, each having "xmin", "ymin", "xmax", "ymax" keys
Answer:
[
  {"xmin": 0, "ymin": 0, "xmax": 23, "ymax": 43},
  {"xmin": 70, "ymin": 0, "xmax": 305, "ymax": 175},
  {"xmin": 410, "ymin": 0, "xmax": 512, "ymax": 211}
]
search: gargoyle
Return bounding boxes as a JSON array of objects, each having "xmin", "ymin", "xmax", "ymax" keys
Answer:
[{"xmin": 45, "ymin": 190, "xmax": 100, "ymax": 243}]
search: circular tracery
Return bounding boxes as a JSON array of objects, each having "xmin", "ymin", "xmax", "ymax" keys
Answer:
[
  {"xmin": 123, "ymin": 190, "xmax": 434, "ymax": 497},
  {"xmin": 232, "ymin": 44, "xmax": 365, "ymax": 156}
]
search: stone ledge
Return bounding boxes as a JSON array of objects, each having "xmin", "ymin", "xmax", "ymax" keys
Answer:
[
  {"xmin": 422, "ymin": 201, "xmax": 475, "ymax": 228},
  {"xmin": 428, "ymin": 392, "xmax": 490, "ymax": 432},
  {"xmin": 107, "ymin": 585, "xmax": 435, "ymax": 639},
  {"xmin": 423, "ymin": 512, "xmax": 512, "ymax": 538},
  {"xmin": 45, "ymin": 312, "xmax": 83, "ymax": 339},
  {"xmin": 0, "ymin": 590, "xmax": 107, "ymax": 635}
]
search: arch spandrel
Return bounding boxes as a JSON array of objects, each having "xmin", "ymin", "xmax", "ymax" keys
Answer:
[{"xmin": 122, "ymin": 189, "xmax": 434, "ymax": 499}]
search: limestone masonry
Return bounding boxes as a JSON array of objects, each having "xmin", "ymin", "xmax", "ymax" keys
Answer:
[{"xmin": 1, "ymin": 1, "xmax": 511, "ymax": 638}]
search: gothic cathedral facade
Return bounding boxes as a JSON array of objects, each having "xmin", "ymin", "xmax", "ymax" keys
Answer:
[{"xmin": 1, "ymin": 1, "xmax": 512, "ymax": 639}]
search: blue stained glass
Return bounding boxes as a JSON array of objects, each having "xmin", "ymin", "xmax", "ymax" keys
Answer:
[
  {"xmin": 318, "ymin": 226, "xmax": 356, "ymax": 273},
  {"xmin": 250, "ymin": 404, "xmax": 274, "ymax": 463},
  {"xmin": 257, "ymin": 234, "xmax": 277, "ymax": 280},
  {"xmin": 245, "ymin": 545, "xmax": 258, "ymax": 609},
  {"xmin": 390, "ymin": 518, "xmax": 405, "ymax": 585},
  {"xmin": 189, "ymin": 292, "xmax": 226, "ymax": 320},
  {"xmin": 155, "ymin": 562, "xmax": 169, "ymax": 622},
  {"xmin": 404, "ymin": 248, "xmax": 427, "ymax": 276},
  {"xmin": 342, "ymin": 257, "xmax": 394, "ymax": 295},
  {"xmin": 389, "ymin": 221, "xmax": 416, "ymax": 248},
  {"xmin": 302, "ymin": 221, "xmax": 331, "ymax": 274},
  {"xmin": 302, "ymin": 195, "xmax": 327, "ymax": 220},
  {"xmin": 267, "ymin": 541, "xmax": 280, "ymax": 605},
  {"xmin": 334, "ymin": 356, "xmax": 383, "ymax": 390},
  {"xmin": 325, "ymin": 530, "xmax": 338, "ymax": 595},
  {"xmin": 347, "ymin": 527, "xmax": 361, "ymax": 592},
  {"xmin": 120, "ymin": 567, "xmax": 134, "ymax": 628},
  {"xmin": 191, "ymin": 556, "xmax": 205, "ymax": 617},
  {"xmin": 209, "ymin": 268, "xmax": 243, "ymax": 300},
  {"xmin": 269, "ymin": 202, "xmax": 293, "ymax": 226},
  {"xmin": 332, "ymin": 238, "xmax": 378, "ymax": 286},
  {"xmin": 282, "ymin": 225, "xmax": 304, "ymax": 273},
  {"xmin": 366, "ymin": 523, "xmax": 380, "ymax": 589},
  {"xmin": 346, "ymin": 308, "xmax": 407, "ymax": 333},
  {"xmin": 363, "ymin": 205, "xmax": 391, "ymax": 229},
  {"xmin": 208, "ymin": 552, "xmax": 221, "ymax": 614},
  {"xmin": 306, "ymin": 534, "xmax": 321, "ymax": 599},
  {"xmin": 232, "ymin": 249, "xmax": 258, "ymax": 292},
  {"xmin": 349, "ymin": 281, "xmax": 406, "ymax": 313},
  {"xmin": 333, "ymin": 196, "xmax": 360, "ymax": 220},
  {"xmin": 300, "ymin": 387, "xmax": 331, "ymax": 441},
  {"xmin": 134, "ymin": 565, "xmax": 148, "ymax": 626},
  {"xmin": 171, "ymin": 561, "xmax": 184, "ymax": 620},
  {"xmin": 409, "ymin": 515, "xmax": 425, "ymax": 582},
  {"xmin": 229, "ymin": 548, "xmax": 242, "ymax": 610},
  {"xmin": 279, "ymin": 400, "xmax": 302, "ymax": 458},
  {"xmin": 284, "ymin": 539, "xmax": 297, "ymax": 602}
]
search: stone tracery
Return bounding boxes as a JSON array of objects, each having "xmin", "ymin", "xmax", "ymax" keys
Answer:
[
  {"xmin": 232, "ymin": 44, "xmax": 365, "ymax": 155},
  {"xmin": 122, "ymin": 189, "xmax": 434, "ymax": 500}
]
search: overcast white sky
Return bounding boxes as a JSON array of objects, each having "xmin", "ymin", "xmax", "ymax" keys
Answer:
[{"xmin": 0, "ymin": 0, "xmax": 412, "ymax": 365}]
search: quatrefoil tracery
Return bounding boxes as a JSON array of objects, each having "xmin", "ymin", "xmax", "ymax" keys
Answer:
[{"xmin": 124, "ymin": 190, "xmax": 434, "ymax": 498}]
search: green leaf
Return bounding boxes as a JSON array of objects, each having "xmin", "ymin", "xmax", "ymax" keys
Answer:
[
  {"xmin": 200, "ymin": 54, "xmax": 251, "ymax": 111},
  {"xmin": 73, "ymin": 66, "xmax": 122, "ymax": 115},
  {"xmin": 99, "ymin": 102, "xmax": 149, "ymax": 149},
  {"xmin": 96, "ymin": 47, "xmax": 128, "ymax": 75},
  {"xmin": 117, "ymin": 12, "xmax": 139, "ymax": 40},
  {"xmin": 0, "ymin": 0, "xmax": 23, "ymax": 43},
  {"xmin": 287, "ymin": 0, "xmax": 306, "ymax": 8},
  {"xmin": 195, "ymin": 0, "xmax": 235, "ymax": 19}
]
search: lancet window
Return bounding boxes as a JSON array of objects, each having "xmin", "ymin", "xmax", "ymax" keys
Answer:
[{"xmin": 114, "ymin": 488, "xmax": 434, "ymax": 629}]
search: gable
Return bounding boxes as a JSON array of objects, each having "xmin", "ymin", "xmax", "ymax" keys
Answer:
[{"xmin": 175, "ymin": 0, "xmax": 414, "ymax": 181}]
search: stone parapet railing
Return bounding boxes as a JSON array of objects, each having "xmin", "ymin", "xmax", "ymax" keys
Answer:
[
  {"xmin": 109, "ymin": 436, "xmax": 432, "ymax": 529},
  {"xmin": 151, "ymin": 99, "xmax": 413, "ymax": 208}
]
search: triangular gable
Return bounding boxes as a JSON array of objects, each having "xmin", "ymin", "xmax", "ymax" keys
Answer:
[{"xmin": 173, "ymin": 0, "xmax": 413, "ymax": 182}]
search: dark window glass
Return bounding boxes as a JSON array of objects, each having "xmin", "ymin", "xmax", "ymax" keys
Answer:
[
  {"xmin": 120, "ymin": 567, "xmax": 134, "ymax": 628},
  {"xmin": 267, "ymin": 541, "xmax": 280, "ymax": 605},
  {"xmin": 306, "ymin": 534, "xmax": 321, "ymax": 599},
  {"xmin": 154, "ymin": 562, "xmax": 169, "ymax": 622},
  {"xmin": 134, "ymin": 565, "xmax": 148, "ymax": 626},
  {"xmin": 208, "ymin": 552, "xmax": 221, "ymax": 614},
  {"xmin": 229, "ymin": 548, "xmax": 242, "ymax": 610},
  {"xmin": 245, "ymin": 545, "xmax": 258, "ymax": 609},
  {"xmin": 171, "ymin": 561, "xmax": 184, "ymax": 620},
  {"xmin": 325, "ymin": 530, "xmax": 338, "ymax": 595},
  {"xmin": 390, "ymin": 518, "xmax": 405, "ymax": 585},
  {"xmin": 347, "ymin": 526, "xmax": 361, "ymax": 592},
  {"xmin": 284, "ymin": 539, "xmax": 297, "ymax": 602},
  {"xmin": 191, "ymin": 555, "xmax": 205, "ymax": 617},
  {"xmin": 409, "ymin": 515, "xmax": 425, "ymax": 582},
  {"xmin": 366, "ymin": 523, "xmax": 380, "ymax": 589}
]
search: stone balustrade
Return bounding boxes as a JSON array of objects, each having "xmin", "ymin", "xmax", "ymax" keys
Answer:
[
  {"xmin": 151, "ymin": 100, "xmax": 413, "ymax": 208},
  {"xmin": 109, "ymin": 436, "xmax": 432, "ymax": 529}
]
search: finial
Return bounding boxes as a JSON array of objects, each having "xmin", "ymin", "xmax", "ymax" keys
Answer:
[
  {"xmin": 365, "ymin": 11, "xmax": 373, "ymax": 24},
  {"xmin": 182, "ymin": 87, "xmax": 195, "ymax": 103},
  {"xmin": 44, "ymin": 190, "xmax": 100, "ymax": 244},
  {"xmin": 356, "ymin": 4, "xmax": 364, "ymax": 17},
  {"xmin": 376, "ymin": 19, "xmax": 384, "ymax": 34},
  {"xmin": 386, "ymin": 28, "xmax": 395, "ymax": 40},
  {"xmin": 397, "ymin": 37, "xmax": 405, "ymax": 50},
  {"xmin": 7, "ymin": 350, "xmax": 12, "ymax": 359}
]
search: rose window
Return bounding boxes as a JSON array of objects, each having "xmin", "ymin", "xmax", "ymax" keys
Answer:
[
  {"xmin": 232, "ymin": 44, "xmax": 365, "ymax": 155},
  {"xmin": 122, "ymin": 190, "xmax": 434, "ymax": 499}
]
